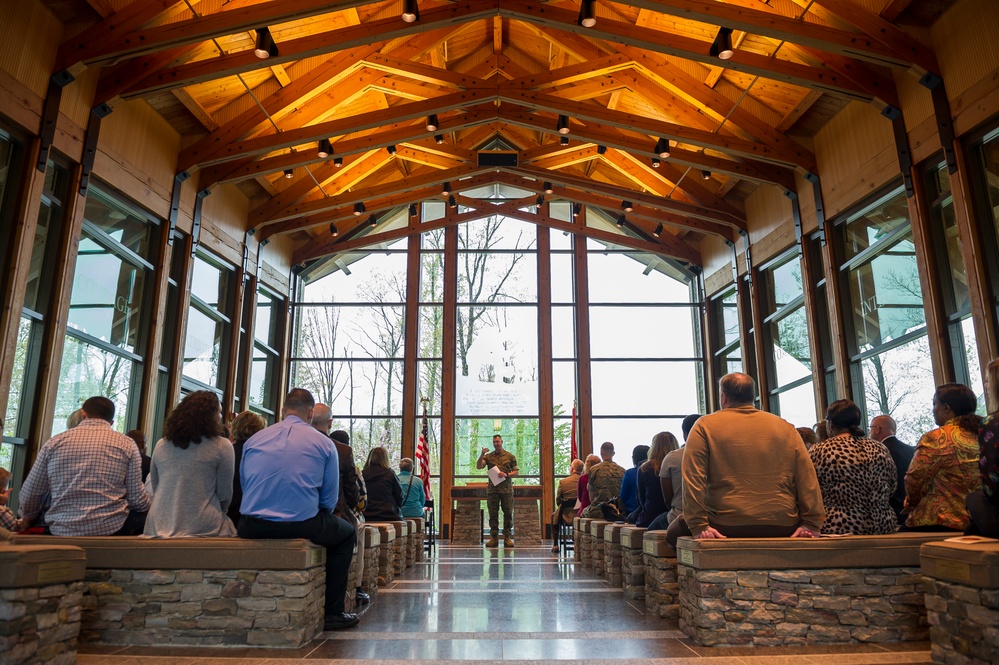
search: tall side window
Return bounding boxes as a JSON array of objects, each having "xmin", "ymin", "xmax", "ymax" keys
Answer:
[
  {"xmin": 710, "ymin": 286, "xmax": 741, "ymax": 380},
  {"xmin": 250, "ymin": 286, "xmax": 282, "ymax": 422},
  {"xmin": 182, "ymin": 251, "xmax": 235, "ymax": 396}
]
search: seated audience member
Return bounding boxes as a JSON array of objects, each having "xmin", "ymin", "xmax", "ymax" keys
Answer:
[
  {"xmin": 126, "ymin": 429, "xmax": 152, "ymax": 482},
  {"xmin": 869, "ymin": 414, "xmax": 914, "ymax": 525},
  {"xmin": 238, "ymin": 388, "xmax": 358, "ymax": 630},
  {"xmin": 577, "ymin": 454, "xmax": 601, "ymax": 514},
  {"xmin": 144, "ymin": 391, "xmax": 237, "ymax": 538},
  {"xmin": 397, "ymin": 458, "xmax": 426, "ymax": 519},
  {"xmin": 227, "ymin": 410, "xmax": 267, "ymax": 525},
  {"xmin": 551, "ymin": 459, "xmax": 582, "ymax": 553},
  {"xmin": 362, "ymin": 447, "xmax": 404, "ymax": 522},
  {"xmin": 814, "ymin": 421, "xmax": 829, "ymax": 443},
  {"xmin": 653, "ymin": 414, "xmax": 701, "ymax": 529},
  {"xmin": 66, "ymin": 409, "xmax": 86, "ymax": 430},
  {"xmin": 809, "ymin": 400, "xmax": 897, "ymax": 535},
  {"xmin": 0, "ymin": 467, "xmax": 18, "ymax": 532},
  {"xmin": 666, "ymin": 373, "xmax": 825, "ymax": 549},
  {"xmin": 19, "ymin": 397, "xmax": 150, "ymax": 536},
  {"xmin": 904, "ymin": 383, "xmax": 983, "ymax": 532},
  {"xmin": 967, "ymin": 359, "xmax": 999, "ymax": 538},
  {"xmin": 636, "ymin": 432, "xmax": 675, "ymax": 528},
  {"xmin": 620, "ymin": 445, "xmax": 648, "ymax": 518},
  {"xmin": 797, "ymin": 427, "xmax": 819, "ymax": 450},
  {"xmin": 582, "ymin": 442, "xmax": 627, "ymax": 519}
]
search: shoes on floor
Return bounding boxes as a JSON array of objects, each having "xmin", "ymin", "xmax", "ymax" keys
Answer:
[
  {"xmin": 504, "ymin": 538, "xmax": 515, "ymax": 547},
  {"xmin": 324, "ymin": 612, "xmax": 360, "ymax": 630},
  {"xmin": 486, "ymin": 538, "xmax": 499, "ymax": 547},
  {"xmin": 355, "ymin": 589, "xmax": 370, "ymax": 605},
  {"xmin": 550, "ymin": 545, "xmax": 558, "ymax": 553}
]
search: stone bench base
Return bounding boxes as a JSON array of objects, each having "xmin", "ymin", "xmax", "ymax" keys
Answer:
[
  {"xmin": 368, "ymin": 524, "xmax": 397, "ymax": 586},
  {"xmin": 361, "ymin": 526, "xmax": 381, "ymax": 596},
  {"xmin": 643, "ymin": 532, "xmax": 678, "ymax": 618},
  {"xmin": 603, "ymin": 524, "xmax": 625, "ymax": 587},
  {"xmin": 621, "ymin": 527, "xmax": 647, "ymax": 600},
  {"xmin": 590, "ymin": 521, "xmax": 609, "ymax": 578}
]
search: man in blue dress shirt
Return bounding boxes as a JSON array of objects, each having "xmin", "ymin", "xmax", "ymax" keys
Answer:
[{"xmin": 237, "ymin": 388, "xmax": 359, "ymax": 630}]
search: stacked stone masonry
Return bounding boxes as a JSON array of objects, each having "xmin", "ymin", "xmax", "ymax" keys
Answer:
[
  {"xmin": 0, "ymin": 581, "xmax": 84, "ymax": 665},
  {"xmin": 643, "ymin": 533, "xmax": 679, "ymax": 618},
  {"xmin": 371, "ymin": 524, "xmax": 396, "ymax": 586},
  {"xmin": 409, "ymin": 518, "xmax": 426, "ymax": 563},
  {"xmin": 389, "ymin": 522, "xmax": 408, "ymax": 576},
  {"xmin": 678, "ymin": 566, "xmax": 927, "ymax": 646},
  {"xmin": 620, "ymin": 527, "xmax": 647, "ymax": 600},
  {"xmin": 361, "ymin": 526, "xmax": 380, "ymax": 597},
  {"xmin": 578, "ymin": 519, "xmax": 594, "ymax": 571},
  {"xmin": 603, "ymin": 524, "xmax": 625, "ymax": 587},
  {"xmin": 572, "ymin": 518, "xmax": 585, "ymax": 563},
  {"xmin": 923, "ymin": 577, "xmax": 999, "ymax": 665},
  {"xmin": 79, "ymin": 566, "xmax": 325, "ymax": 648},
  {"xmin": 590, "ymin": 521, "xmax": 609, "ymax": 577}
]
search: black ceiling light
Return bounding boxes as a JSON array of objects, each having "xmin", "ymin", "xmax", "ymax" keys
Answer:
[
  {"xmin": 616, "ymin": 213, "xmax": 626, "ymax": 228},
  {"xmin": 329, "ymin": 222, "xmax": 339, "ymax": 237},
  {"xmin": 653, "ymin": 223, "xmax": 663, "ymax": 238},
  {"xmin": 536, "ymin": 194, "xmax": 545, "ymax": 207},
  {"xmin": 435, "ymin": 134, "xmax": 445, "ymax": 144},
  {"xmin": 572, "ymin": 202, "xmax": 582, "ymax": 217},
  {"xmin": 333, "ymin": 156, "xmax": 343, "ymax": 167},
  {"xmin": 254, "ymin": 27, "xmax": 278, "ymax": 59},
  {"xmin": 317, "ymin": 138, "xmax": 332, "ymax": 159},
  {"xmin": 426, "ymin": 114, "xmax": 439, "ymax": 131},
  {"xmin": 442, "ymin": 181, "xmax": 451, "ymax": 196},
  {"xmin": 622, "ymin": 200, "xmax": 633, "ymax": 212},
  {"xmin": 655, "ymin": 137, "xmax": 671, "ymax": 158},
  {"xmin": 353, "ymin": 202, "xmax": 365, "ymax": 216},
  {"xmin": 387, "ymin": 145, "xmax": 397, "ymax": 155},
  {"xmin": 402, "ymin": 0, "xmax": 420, "ymax": 23},
  {"xmin": 651, "ymin": 157, "xmax": 661, "ymax": 168},
  {"xmin": 557, "ymin": 114, "xmax": 570, "ymax": 135},
  {"xmin": 544, "ymin": 181, "xmax": 554, "ymax": 194},
  {"xmin": 710, "ymin": 27, "xmax": 735, "ymax": 60},
  {"xmin": 448, "ymin": 195, "xmax": 458, "ymax": 208},
  {"xmin": 369, "ymin": 214, "xmax": 378, "ymax": 228},
  {"xmin": 597, "ymin": 145, "xmax": 607, "ymax": 155},
  {"xmin": 284, "ymin": 169, "xmax": 294, "ymax": 178},
  {"xmin": 702, "ymin": 170, "xmax": 712, "ymax": 180},
  {"xmin": 560, "ymin": 136, "xmax": 569, "ymax": 146},
  {"xmin": 409, "ymin": 203, "xmax": 418, "ymax": 217},
  {"xmin": 577, "ymin": 0, "xmax": 596, "ymax": 28}
]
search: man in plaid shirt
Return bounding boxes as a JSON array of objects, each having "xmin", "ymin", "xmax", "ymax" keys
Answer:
[{"xmin": 19, "ymin": 396, "xmax": 150, "ymax": 536}]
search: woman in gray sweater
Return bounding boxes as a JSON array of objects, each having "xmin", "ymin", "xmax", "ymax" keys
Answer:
[{"xmin": 143, "ymin": 391, "xmax": 237, "ymax": 538}]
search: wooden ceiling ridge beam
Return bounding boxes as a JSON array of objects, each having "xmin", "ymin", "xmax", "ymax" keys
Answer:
[
  {"xmin": 362, "ymin": 53, "xmax": 493, "ymax": 88},
  {"xmin": 496, "ymin": 0, "xmax": 889, "ymax": 105},
  {"xmin": 118, "ymin": 1, "xmax": 500, "ymax": 99}
]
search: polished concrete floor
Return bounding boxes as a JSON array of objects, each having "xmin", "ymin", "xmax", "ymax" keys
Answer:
[{"xmin": 78, "ymin": 545, "xmax": 932, "ymax": 664}]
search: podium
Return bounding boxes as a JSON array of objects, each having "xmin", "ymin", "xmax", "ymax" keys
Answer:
[{"xmin": 450, "ymin": 485, "xmax": 543, "ymax": 546}]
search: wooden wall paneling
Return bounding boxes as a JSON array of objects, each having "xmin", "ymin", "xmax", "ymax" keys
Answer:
[
  {"xmin": 167, "ymin": 234, "xmax": 195, "ymax": 415},
  {"xmin": 401, "ymin": 233, "xmax": 421, "ymax": 460},
  {"xmin": 905, "ymin": 168, "xmax": 956, "ymax": 386},
  {"xmin": 137, "ymin": 212, "xmax": 175, "ymax": 434},
  {"xmin": 0, "ymin": 138, "xmax": 45, "ymax": 437},
  {"xmin": 440, "ymin": 223, "xmax": 458, "ymax": 540},
  {"xmin": 31, "ymin": 164, "xmax": 86, "ymax": 451},
  {"xmin": 572, "ymin": 229, "xmax": 593, "ymax": 460},
  {"xmin": 949, "ymin": 140, "xmax": 998, "ymax": 410},
  {"xmin": 536, "ymin": 225, "xmax": 555, "ymax": 536}
]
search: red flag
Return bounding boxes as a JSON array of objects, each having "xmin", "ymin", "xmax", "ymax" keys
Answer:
[
  {"xmin": 570, "ymin": 400, "xmax": 578, "ymax": 462},
  {"xmin": 416, "ymin": 403, "xmax": 432, "ymax": 501}
]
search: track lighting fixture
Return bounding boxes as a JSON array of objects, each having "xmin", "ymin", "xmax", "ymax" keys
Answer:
[
  {"xmin": 448, "ymin": 195, "xmax": 457, "ymax": 208},
  {"xmin": 651, "ymin": 158, "xmax": 660, "ymax": 168},
  {"xmin": 369, "ymin": 214, "xmax": 378, "ymax": 228},
  {"xmin": 560, "ymin": 136, "xmax": 569, "ymax": 146},
  {"xmin": 597, "ymin": 145, "xmax": 607, "ymax": 155},
  {"xmin": 572, "ymin": 202, "xmax": 582, "ymax": 218},
  {"xmin": 254, "ymin": 27, "xmax": 278, "ymax": 59},
  {"xmin": 353, "ymin": 202, "xmax": 365, "ymax": 216},
  {"xmin": 317, "ymin": 138, "xmax": 332, "ymax": 159},
  {"xmin": 653, "ymin": 223, "xmax": 663, "ymax": 238},
  {"xmin": 330, "ymin": 222, "xmax": 339, "ymax": 237},
  {"xmin": 442, "ymin": 182, "xmax": 451, "ymax": 196},
  {"xmin": 621, "ymin": 200, "xmax": 633, "ymax": 212},
  {"xmin": 387, "ymin": 145, "xmax": 397, "ymax": 155},
  {"xmin": 536, "ymin": 194, "xmax": 545, "ymax": 207},
  {"xmin": 577, "ymin": 0, "xmax": 596, "ymax": 28},
  {"xmin": 409, "ymin": 203, "xmax": 418, "ymax": 217},
  {"xmin": 402, "ymin": 0, "xmax": 420, "ymax": 23},
  {"xmin": 655, "ymin": 137, "xmax": 671, "ymax": 158},
  {"xmin": 616, "ymin": 213, "xmax": 626, "ymax": 228},
  {"xmin": 544, "ymin": 181, "xmax": 554, "ymax": 194},
  {"xmin": 426, "ymin": 114, "xmax": 439, "ymax": 131},
  {"xmin": 557, "ymin": 114, "xmax": 570, "ymax": 135},
  {"xmin": 333, "ymin": 157, "xmax": 343, "ymax": 167},
  {"xmin": 702, "ymin": 170, "xmax": 712, "ymax": 180},
  {"xmin": 709, "ymin": 27, "xmax": 734, "ymax": 60},
  {"xmin": 284, "ymin": 169, "xmax": 293, "ymax": 178},
  {"xmin": 435, "ymin": 134, "xmax": 445, "ymax": 144}
]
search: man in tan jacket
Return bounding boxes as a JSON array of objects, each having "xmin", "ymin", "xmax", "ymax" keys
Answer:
[{"xmin": 666, "ymin": 373, "xmax": 825, "ymax": 549}]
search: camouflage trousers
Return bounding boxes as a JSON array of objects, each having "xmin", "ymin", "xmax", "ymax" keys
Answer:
[{"xmin": 486, "ymin": 492, "xmax": 514, "ymax": 536}]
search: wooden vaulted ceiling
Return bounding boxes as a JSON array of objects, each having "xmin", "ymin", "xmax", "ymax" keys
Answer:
[{"xmin": 50, "ymin": 0, "xmax": 954, "ymax": 268}]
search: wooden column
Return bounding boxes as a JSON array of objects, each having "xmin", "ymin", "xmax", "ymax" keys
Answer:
[
  {"xmin": 536, "ymin": 225, "xmax": 555, "ymax": 529},
  {"xmin": 734, "ymin": 267, "xmax": 753, "ymax": 382},
  {"xmin": 747, "ymin": 265, "xmax": 770, "ymax": 412},
  {"xmin": 273, "ymin": 280, "xmax": 293, "ymax": 417},
  {"xmin": 0, "ymin": 138, "xmax": 45, "ymax": 434},
  {"xmin": 572, "ymin": 228, "xmax": 593, "ymax": 459},
  {"xmin": 137, "ymin": 221, "xmax": 175, "ymax": 433},
  {"xmin": 167, "ymin": 234, "xmax": 195, "ymax": 412},
  {"xmin": 223, "ymin": 262, "xmax": 248, "ymax": 418},
  {"xmin": 906, "ymin": 168, "xmax": 956, "ymax": 386},
  {"xmin": 699, "ymin": 274, "xmax": 718, "ymax": 412},
  {"xmin": 799, "ymin": 240, "xmax": 827, "ymax": 419},
  {"xmin": 401, "ymin": 233, "xmax": 421, "ymax": 460},
  {"xmin": 439, "ymin": 223, "xmax": 458, "ymax": 539},
  {"xmin": 949, "ymin": 141, "xmax": 999, "ymax": 411},
  {"xmin": 31, "ymin": 164, "xmax": 87, "ymax": 450},
  {"xmin": 237, "ymin": 273, "xmax": 258, "ymax": 411},
  {"xmin": 819, "ymin": 220, "xmax": 851, "ymax": 401}
]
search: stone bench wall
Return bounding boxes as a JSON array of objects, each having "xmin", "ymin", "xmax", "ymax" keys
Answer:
[
  {"xmin": 590, "ymin": 521, "xmax": 609, "ymax": 577},
  {"xmin": 578, "ymin": 519, "xmax": 594, "ymax": 570},
  {"xmin": 389, "ymin": 521, "xmax": 408, "ymax": 576},
  {"xmin": 620, "ymin": 527, "xmax": 646, "ymax": 600},
  {"xmin": 361, "ymin": 526, "xmax": 380, "ymax": 596},
  {"xmin": 643, "ymin": 532, "xmax": 678, "ymax": 618},
  {"xmin": 572, "ymin": 518, "xmax": 585, "ymax": 563},
  {"xmin": 603, "ymin": 524, "xmax": 625, "ymax": 587},
  {"xmin": 370, "ymin": 524, "xmax": 397, "ymax": 586}
]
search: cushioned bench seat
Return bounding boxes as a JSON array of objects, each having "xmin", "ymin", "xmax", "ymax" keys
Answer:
[{"xmin": 676, "ymin": 533, "xmax": 952, "ymax": 647}]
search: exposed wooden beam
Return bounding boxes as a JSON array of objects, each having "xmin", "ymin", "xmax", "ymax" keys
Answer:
[
  {"xmin": 363, "ymin": 53, "xmax": 489, "ymax": 88},
  {"xmin": 172, "ymin": 87, "xmax": 220, "ymax": 131},
  {"xmin": 508, "ymin": 53, "xmax": 635, "ymax": 89},
  {"xmin": 880, "ymin": 0, "xmax": 914, "ymax": 22},
  {"xmin": 776, "ymin": 89, "xmax": 823, "ymax": 132}
]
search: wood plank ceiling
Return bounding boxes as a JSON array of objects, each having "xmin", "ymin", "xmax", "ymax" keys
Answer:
[{"xmin": 51, "ymin": 0, "xmax": 953, "ymax": 268}]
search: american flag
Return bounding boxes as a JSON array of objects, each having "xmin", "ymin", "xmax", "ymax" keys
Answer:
[{"xmin": 416, "ymin": 401, "xmax": 432, "ymax": 500}]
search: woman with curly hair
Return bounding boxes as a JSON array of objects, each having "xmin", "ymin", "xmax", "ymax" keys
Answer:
[
  {"xmin": 143, "ymin": 391, "xmax": 237, "ymax": 538},
  {"xmin": 227, "ymin": 411, "xmax": 267, "ymax": 525}
]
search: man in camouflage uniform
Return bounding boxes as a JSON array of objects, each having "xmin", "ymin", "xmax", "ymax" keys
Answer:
[
  {"xmin": 582, "ymin": 442, "xmax": 626, "ymax": 519},
  {"xmin": 476, "ymin": 434, "xmax": 519, "ymax": 547}
]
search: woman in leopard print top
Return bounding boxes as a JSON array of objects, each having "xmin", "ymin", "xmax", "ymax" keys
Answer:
[{"xmin": 809, "ymin": 399, "xmax": 898, "ymax": 535}]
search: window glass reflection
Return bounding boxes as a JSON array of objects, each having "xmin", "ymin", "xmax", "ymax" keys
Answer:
[
  {"xmin": 83, "ymin": 188, "xmax": 153, "ymax": 257},
  {"xmin": 54, "ymin": 335, "xmax": 134, "ymax": 434},
  {"xmin": 183, "ymin": 306, "xmax": 223, "ymax": 386},
  {"xmin": 859, "ymin": 334, "xmax": 935, "ymax": 443},
  {"xmin": 841, "ymin": 189, "xmax": 910, "ymax": 262}
]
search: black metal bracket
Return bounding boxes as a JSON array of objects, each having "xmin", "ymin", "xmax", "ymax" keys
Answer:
[
  {"xmin": 786, "ymin": 188, "xmax": 804, "ymax": 254},
  {"xmin": 167, "ymin": 171, "xmax": 191, "ymax": 245},
  {"xmin": 929, "ymin": 83, "xmax": 958, "ymax": 174},
  {"xmin": 811, "ymin": 178, "xmax": 827, "ymax": 246},
  {"xmin": 891, "ymin": 114, "xmax": 915, "ymax": 197},
  {"xmin": 37, "ymin": 72, "xmax": 74, "ymax": 173},
  {"xmin": 78, "ymin": 103, "xmax": 113, "ymax": 198},
  {"xmin": 242, "ymin": 230, "xmax": 253, "ymax": 274},
  {"xmin": 191, "ymin": 188, "xmax": 212, "ymax": 256},
  {"xmin": 739, "ymin": 229, "xmax": 752, "ymax": 288},
  {"xmin": 725, "ymin": 238, "xmax": 738, "ymax": 284}
]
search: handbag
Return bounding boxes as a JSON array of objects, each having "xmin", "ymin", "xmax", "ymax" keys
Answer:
[{"xmin": 598, "ymin": 497, "xmax": 624, "ymax": 521}]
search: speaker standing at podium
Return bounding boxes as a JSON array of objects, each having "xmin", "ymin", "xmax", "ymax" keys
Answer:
[{"xmin": 476, "ymin": 435, "xmax": 519, "ymax": 547}]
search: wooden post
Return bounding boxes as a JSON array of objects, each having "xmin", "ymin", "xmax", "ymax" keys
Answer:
[
  {"xmin": 819, "ymin": 219, "xmax": 851, "ymax": 401},
  {"xmin": 222, "ymin": 261, "xmax": 248, "ymax": 418},
  {"xmin": 537, "ymin": 225, "xmax": 555, "ymax": 535},
  {"xmin": 0, "ymin": 138, "xmax": 45, "ymax": 435},
  {"xmin": 699, "ymin": 273, "xmax": 718, "ymax": 412},
  {"xmin": 440, "ymin": 223, "xmax": 458, "ymax": 539},
  {"xmin": 273, "ymin": 277, "xmax": 293, "ymax": 417},
  {"xmin": 237, "ymin": 273, "xmax": 258, "ymax": 411},
  {"xmin": 401, "ymin": 233, "xmax": 421, "ymax": 460},
  {"xmin": 906, "ymin": 167, "xmax": 956, "ymax": 386},
  {"xmin": 137, "ymin": 217, "xmax": 175, "ymax": 434},
  {"xmin": 747, "ymin": 265, "xmax": 770, "ymax": 412},
  {"xmin": 799, "ymin": 239, "xmax": 827, "ymax": 419},
  {"xmin": 167, "ymin": 234, "xmax": 195, "ymax": 412},
  {"xmin": 572, "ymin": 228, "xmax": 593, "ymax": 459}
]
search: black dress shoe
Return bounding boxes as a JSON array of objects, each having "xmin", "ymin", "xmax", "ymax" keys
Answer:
[
  {"xmin": 355, "ymin": 589, "xmax": 371, "ymax": 605},
  {"xmin": 324, "ymin": 612, "xmax": 360, "ymax": 630}
]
